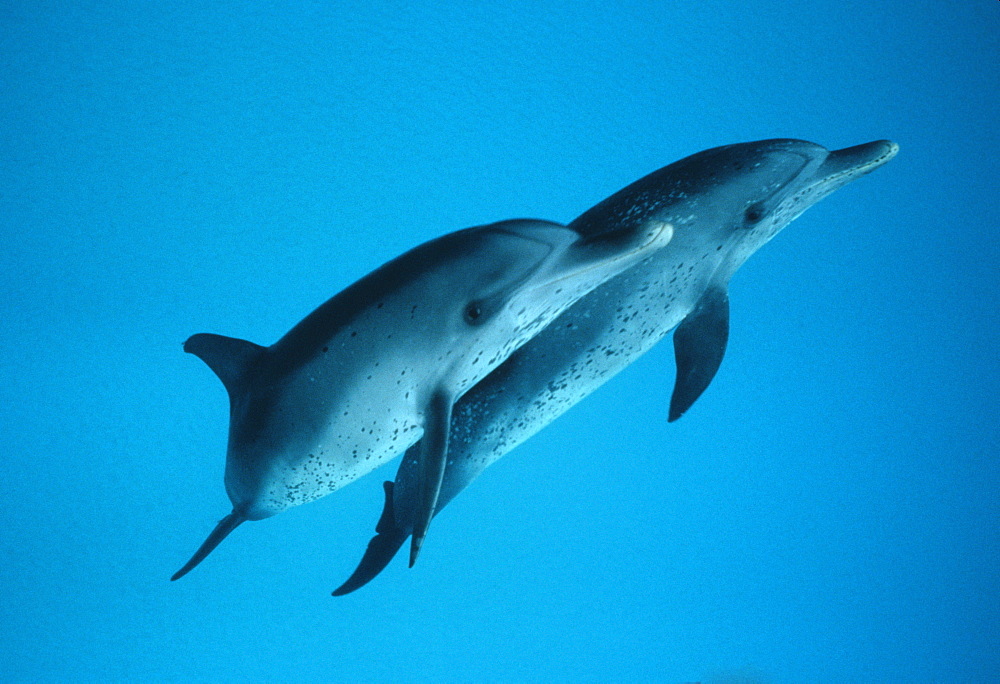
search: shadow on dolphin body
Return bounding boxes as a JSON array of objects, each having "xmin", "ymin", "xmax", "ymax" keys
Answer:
[{"xmin": 334, "ymin": 138, "xmax": 899, "ymax": 595}]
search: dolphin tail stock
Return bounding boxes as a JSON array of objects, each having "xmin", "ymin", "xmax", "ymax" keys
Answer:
[
  {"xmin": 332, "ymin": 481, "xmax": 408, "ymax": 596},
  {"xmin": 171, "ymin": 511, "xmax": 245, "ymax": 581}
]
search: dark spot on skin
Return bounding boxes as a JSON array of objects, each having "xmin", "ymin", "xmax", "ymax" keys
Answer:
[
  {"xmin": 351, "ymin": 331, "xmax": 357, "ymax": 338},
  {"xmin": 322, "ymin": 346, "xmax": 329, "ymax": 352},
  {"xmin": 744, "ymin": 204, "xmax": 764, "ymax": 225}
]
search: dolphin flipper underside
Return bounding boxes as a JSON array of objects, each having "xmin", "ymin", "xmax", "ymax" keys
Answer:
[
  {"xmin": 409, "ymin": 390, "xmax": 453, "ymax": 567},
  {"xmin": 668, "ymin": 285, "xmax": 729, "ymax": 422},
  {"xmin": 332, "ymin": 481, "xmax": 407, "ymax": 596}
]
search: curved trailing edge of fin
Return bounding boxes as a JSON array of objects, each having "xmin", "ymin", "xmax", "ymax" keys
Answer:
[
  {"xmin": 332, "ymin": 481, "xmax": 408, "ymax": 596},
  {"xmin": 409, "ymin": 391, "xmax": 452, "ymax": 568},
  {"xmin": 184, "ymin": 333, "xmax": 265, "ymax": 400},
  {"xmin": 171, "ymin": 512, "xmax": 245, "ymax": 581},
  {"xmin": 669, "ymin": 286, "xmax": 730, "ymax": 422}
]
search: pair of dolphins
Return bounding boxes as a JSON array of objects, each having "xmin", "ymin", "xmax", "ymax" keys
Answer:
[{"xmin": 172, "ymin": 138, "xmax": 898, "ymax": 595}]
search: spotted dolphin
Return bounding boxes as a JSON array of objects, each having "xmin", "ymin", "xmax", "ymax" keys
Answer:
[
  {"xmin": 171, "ymin": 217, "xmax": 673, "ymax": 580},
  {"xmin": 334, "ymin": 138, "xmax": 899, "ymax": 595}
]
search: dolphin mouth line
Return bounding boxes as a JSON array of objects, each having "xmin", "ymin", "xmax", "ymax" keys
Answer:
[
  {"xmin": 831, "ymin": 140, "xmax": 899, "ymax": 178},
  {"xmin": 865, "ymin": 141, "xmax": 900, "ymax": 166},
  {"xmin": 783, "ymin": 141, "xmax": 899, "ymax": 210},
  {"xmin": 824, "ymin": 141, "xmax": 900, "ymax": 183}
]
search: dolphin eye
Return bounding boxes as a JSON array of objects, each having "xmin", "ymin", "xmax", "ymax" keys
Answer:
[
  {"xmin": 743, "ymin": 204, "xmax": 764, "ymax": 226},
  {"xmin": 464, "ymin": 302, "xmax": 483, "ymax": 324}
]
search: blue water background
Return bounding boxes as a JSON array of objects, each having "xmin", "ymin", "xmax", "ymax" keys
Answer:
[{"xmin": 2, "ymin": 2, "xmax": 997, "ymax": 681}]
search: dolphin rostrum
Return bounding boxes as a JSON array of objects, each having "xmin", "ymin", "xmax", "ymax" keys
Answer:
[
  {"xmin": 334, "ymin": 139, "xmax": 898, "ymax": 595},
  {"xmin": 172, "ymin": 217, "xmax": 674, "ymax": 580}
]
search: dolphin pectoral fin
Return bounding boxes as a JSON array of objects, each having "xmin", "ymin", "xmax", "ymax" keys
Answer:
[
  {"xmin": 171, "ymin": 511, "xmax": 245, "ymax": 581},
  {"xmin": 184, "ymin": 333, "xmax": 265, "ymax": 400},
  {"xmin": 669, "ymin": 286, "xmax": 730, "ymax": 422},
  {"xmin": 332, "ymin": 481, "xmax": 408, "ymax": 596},
  {"xmin": 409, "ymin": 391, "xmax": 453, "ymax": 567}
]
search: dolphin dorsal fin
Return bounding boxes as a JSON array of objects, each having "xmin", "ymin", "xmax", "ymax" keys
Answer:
[{"xmin": 184, "ymin": 333, "xmax": 265, "ymax": 399}]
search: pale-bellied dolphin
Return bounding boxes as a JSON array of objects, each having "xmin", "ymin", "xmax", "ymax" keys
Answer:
[
  {"xmin": 334, "ymin": 138, "xmax": 898, "ymax": 595},
  {"xmin": 172, "ymin": 217, "xmax": 673, "ymax": 580}
]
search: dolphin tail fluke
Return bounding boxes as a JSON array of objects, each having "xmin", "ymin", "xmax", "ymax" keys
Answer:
[
  {"xmin": 171, "ymin": 512, "xmax": 245, "ymax": 581},
  {"xmin": 332, "ymin": 481, "xmax": 408, "ymax": 596}
]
